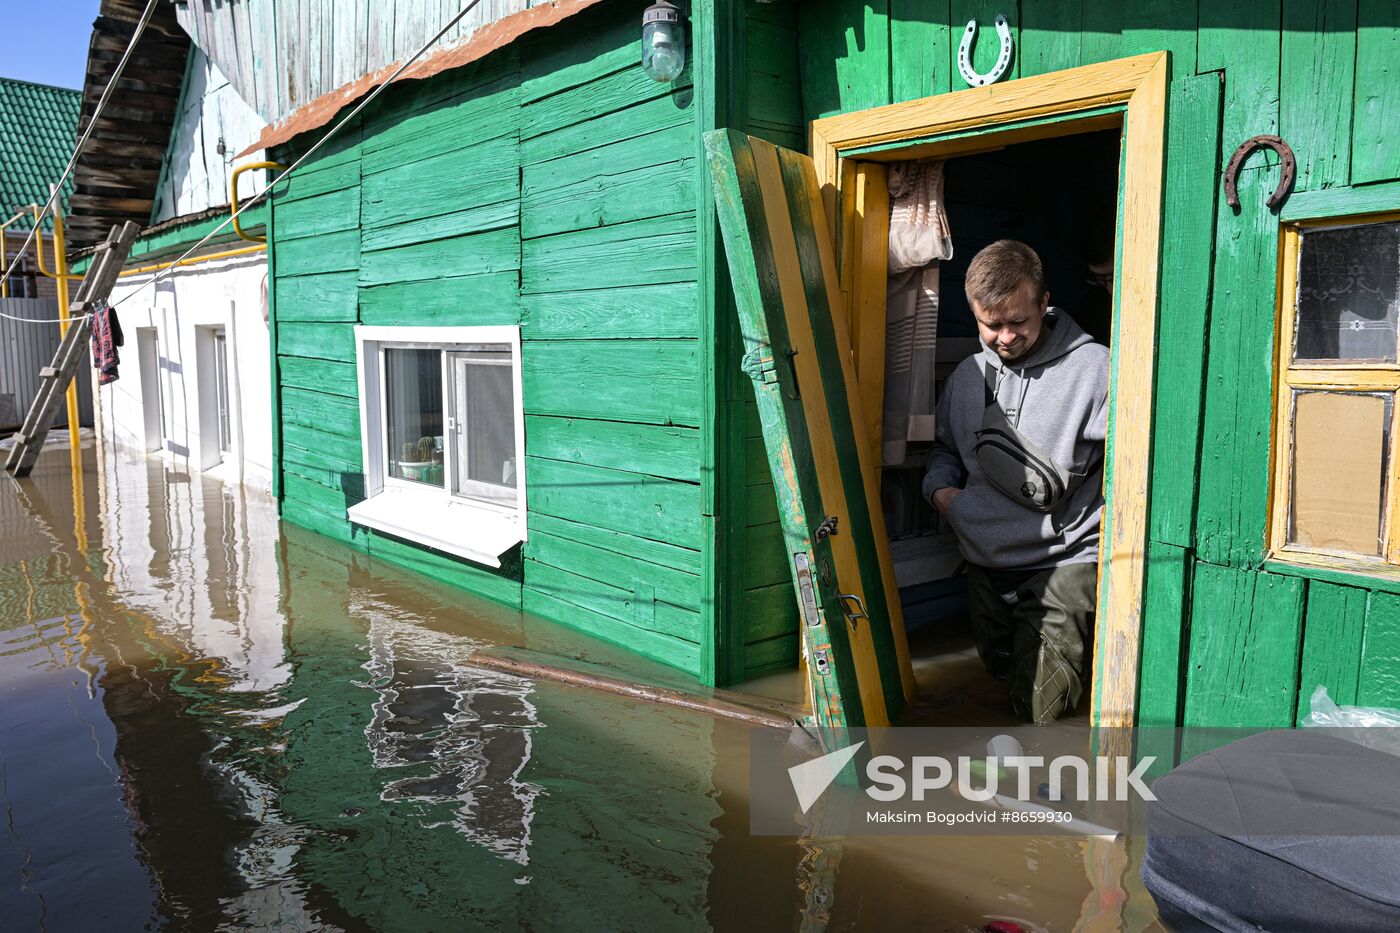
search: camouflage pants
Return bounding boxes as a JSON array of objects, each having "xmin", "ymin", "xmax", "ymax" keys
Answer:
[{"xmin": 965, "ymin": 562, "xmax": 1097, "ymax": 724}]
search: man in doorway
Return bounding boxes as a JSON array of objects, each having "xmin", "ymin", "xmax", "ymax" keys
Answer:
[{"xmin": 923, "ymin": 240, "xmax": 1109, "ymax": 723}]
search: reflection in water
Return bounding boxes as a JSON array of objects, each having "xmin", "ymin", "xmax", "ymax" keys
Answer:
[
  {"xmin": 356, "ymin": 600, "xmax": 541, "ymax": 865},
  {"xmin": 0, "ymin": 441, "xmax": 1164, "ymax": 930}
]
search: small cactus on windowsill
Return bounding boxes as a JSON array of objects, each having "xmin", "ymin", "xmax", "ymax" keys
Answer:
[{"xmin": 398, "ymin": 438, "xmax": 439, "ymax": 483}]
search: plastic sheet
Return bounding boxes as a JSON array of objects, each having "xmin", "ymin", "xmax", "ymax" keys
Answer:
[{"xmin": 1302, "ymin": 685, "xmax": 1400, "ymax": 755}]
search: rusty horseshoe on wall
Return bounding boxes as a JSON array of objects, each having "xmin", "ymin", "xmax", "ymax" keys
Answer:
[{"xmin": 1223, "ymin": 135, "xmax": 1297, "ymax": 212}]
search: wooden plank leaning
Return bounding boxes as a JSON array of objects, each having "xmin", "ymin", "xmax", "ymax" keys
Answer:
[{"xmin": 4, "ymin": 221, "xmax": 141, "ymax": 478}]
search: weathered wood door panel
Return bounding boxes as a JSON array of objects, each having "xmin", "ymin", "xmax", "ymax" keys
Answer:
[{"xmin": 706, "ymin": 128, "xmax": 913, "ymax": 736}]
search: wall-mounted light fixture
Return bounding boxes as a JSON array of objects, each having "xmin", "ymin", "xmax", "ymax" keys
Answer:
[{"xmin": 641, "ymin": 0, "xmax": 685, "ymax": 83}]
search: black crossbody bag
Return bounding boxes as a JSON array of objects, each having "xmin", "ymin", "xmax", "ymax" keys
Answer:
[{"xmin": 971, "ymin": 361, "xmax": 1096, "ymax": 513}]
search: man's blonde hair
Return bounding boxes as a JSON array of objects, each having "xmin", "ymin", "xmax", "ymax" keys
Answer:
[{"xmin": 964, "ymin": 239, "xmax": 1046, "ymax": 310}]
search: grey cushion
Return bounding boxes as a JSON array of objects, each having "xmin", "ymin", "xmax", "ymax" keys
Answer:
[{"xmin": 1142, "ymin": 730, "xmax": 1400, "ymax": 932}]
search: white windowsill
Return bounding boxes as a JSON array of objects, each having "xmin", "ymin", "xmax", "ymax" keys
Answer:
[{"xmin": 346, "ymin": 485, "xmax": 524, "ymax": 568}]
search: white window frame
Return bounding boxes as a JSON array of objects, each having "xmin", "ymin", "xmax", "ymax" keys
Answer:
[{"xmin": 349, "ymin": 325, "xmax": 527, "ymax": 567}]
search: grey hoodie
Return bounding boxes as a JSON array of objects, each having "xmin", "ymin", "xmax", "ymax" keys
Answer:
[{"xmin": 922, "ymin": 309, "xmax": 1109, "ymax": 570}]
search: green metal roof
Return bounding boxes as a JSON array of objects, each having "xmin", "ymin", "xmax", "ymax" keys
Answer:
[{"xmin": 0, "ymin": 77, "xmax": 80, "ymax": 231}]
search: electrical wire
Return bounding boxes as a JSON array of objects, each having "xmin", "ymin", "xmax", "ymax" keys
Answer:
[
  {"xmin": 109, "ymin": 0, "xmax": 486, "ymax": 312},
  {"xmin": 0, "ymin": 0, "xmax": 159, "ymax": 302},
  {"xmin": 3, "ymin": 0, "xmax": 483, "ymax": 325}
]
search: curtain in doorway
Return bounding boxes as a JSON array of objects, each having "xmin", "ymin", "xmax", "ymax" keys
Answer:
[{"xmin": 883, "ymin": 160, "xmax": 952, "ymax": 467}]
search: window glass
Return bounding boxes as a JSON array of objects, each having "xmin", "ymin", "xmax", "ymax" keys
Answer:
[
  {"xmin": 1288, "ymin": 390, "xmax": 1390, "ymax": 556},
  {"xmin": 213, "ymin": 331, "xmax": 231, "ymax": 454},
  {"xmin": 8, "ymin": 256, "xmax": 34, "ymax": 299},
  {"xmin": 1294, "ymin": 221, "xmax": 1400, "ymax": 362},
  {"xmin": 385, "ymin": 348, "xmax": 444, "ymax": 487},
  {"xmin": 450, "ymin": 348, "xmax": 516, "ymax": 503},
  {"xmin": 155, "ymin": 334, "xmax": 169, "ymax": 446}
]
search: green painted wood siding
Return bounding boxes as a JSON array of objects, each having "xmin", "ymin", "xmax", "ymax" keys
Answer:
[
  {"xmin": 271, "ymin": 6, "xmax": 710, "ymax": 677},
  {"xmin": 793, "ymin": 1, "xmax": 1400, "ymax": 727},
  {"xmin": 733, "ymin": 0, "xmax": 808, "ymax": 677}
]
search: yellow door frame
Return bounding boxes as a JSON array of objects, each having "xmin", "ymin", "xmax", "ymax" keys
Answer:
[{"xmin": 808, "ymin": 52, "xmax": 1169, "ymax": 729}]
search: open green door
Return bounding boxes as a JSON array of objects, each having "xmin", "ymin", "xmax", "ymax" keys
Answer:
[{"xmin": 707, "ymin": 129, "xmax": 914, "ymax": 736}]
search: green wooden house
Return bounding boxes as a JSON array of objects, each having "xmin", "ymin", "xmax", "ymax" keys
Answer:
[
  {"xmin": 190, "ymin": 0, "xmax": 1400, "ymax": 731},
  {"xmin": 242, "ymin": 0, "xmax": 816, "ymax": 703}
]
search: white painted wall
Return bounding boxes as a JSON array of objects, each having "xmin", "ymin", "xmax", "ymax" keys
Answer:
[{"xmin": 99, "ymin": 253, "xmax": 273, "ymax": 494}]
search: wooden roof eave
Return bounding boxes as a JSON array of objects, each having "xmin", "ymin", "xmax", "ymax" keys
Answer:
[{"xmin": 66, "ymin": 1, "xmax": 190, "ymax": 249}]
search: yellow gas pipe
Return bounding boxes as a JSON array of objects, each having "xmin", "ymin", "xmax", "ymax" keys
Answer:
[
  {"xmin": 118, "ymin": 243, "xmax": 266, "ymax": 277},
  {"xmin": 28, "ymin": 202, "xmax": 83, "ymax": 457},
  {"xmin": 230, "ymin": 161, "xmax": 284, "ymax": 243},
  {"xmin": 30, "ymin": 204, "xmax": 82, "ymax": 282},
  {"xmin": 113, "ymin": 160, "xmax": 281, "ymax": 278}
]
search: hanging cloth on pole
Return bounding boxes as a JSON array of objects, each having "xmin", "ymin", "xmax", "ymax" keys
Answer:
[{"xmin": 883, "ymin": 160, "xmax": 952, "ymax": 467}]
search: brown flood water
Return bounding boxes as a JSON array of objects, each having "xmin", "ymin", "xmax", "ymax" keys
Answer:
[{"xmin": 0, "ymin": 440, "xmax": 1165, "ymax": 931}]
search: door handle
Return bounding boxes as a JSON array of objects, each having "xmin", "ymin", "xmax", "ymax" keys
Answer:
[{"xmin": 837, "ymin": 593, "xmax": 868, "ymax": 628}]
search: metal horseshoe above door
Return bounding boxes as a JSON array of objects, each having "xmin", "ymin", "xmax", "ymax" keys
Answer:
[{"xmin": 958, "ymin": 14, "xmax": 1013, "ymax": 87}]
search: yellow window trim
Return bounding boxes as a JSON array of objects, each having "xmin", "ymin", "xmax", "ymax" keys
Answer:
[
  {"xmin": 1268, "ymin": 210, "xmax": 1400, "ymax": 569},
  {"xmin": 809, "ymin": 52, "xmax": 1169, "ymax": 734}
]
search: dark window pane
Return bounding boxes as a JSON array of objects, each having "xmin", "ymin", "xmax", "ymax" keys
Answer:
[
  {"xmin": 385, "ymin": 348, "xmax": 443, "ymax": 487},
  {"xmin": 1295, "ymin": 222, "xmax": 1400, "ymax": 362}
]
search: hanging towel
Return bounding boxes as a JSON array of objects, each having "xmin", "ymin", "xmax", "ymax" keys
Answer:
[
  {"xmin": 90, "ymin": 301, "xmax": 124, "ymax": 385},
  {"xmin": 883, "ymin": 161, "xmax": 952, "ymax": 466},
  {"xmin": 887, "ymin": 160, "xmax": 953, "ymax": 273},
  {"xmin": 883, "ymin": 267, "xmax": 940, "ymax": 466}
]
